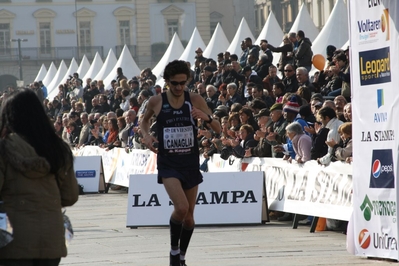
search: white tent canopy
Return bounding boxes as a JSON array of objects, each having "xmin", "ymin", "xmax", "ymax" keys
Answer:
[
  {"xmin": 34, "ymin": 64, "xmax": 47, "ymax": 82},
  {"xmin": 46, "ymin": 60, "xmax": 68, "ymax": 100},
  {"xmin": 59, "ymin": 58, "xmax": 79, "ymax": 91},
  {"xmin": 83, "ymin": 52, "xmax": 103, "ymax": 81},
  {"xmin": 93, "ymin": 49, "xmax": 117, "ymax": 82},
  {"xmin": 103, "ymin": 45, "xmax": 141, "ymax": 89},
  {"xmin": 76, "ymin": 55, "xmax": 91, "ymax": 78},
  {"xmin": 311, "ymin": 0, "xmax": 349, "ymax": 56},
  {"xmin": 227, "ymin": 17, "xmax": 255, "ymax": 56},
  {"xmin": 179, "ymin": 27, "xmax": 206, "ymax": 68},
  {"xmin": 203, "ymin": 23, "xmax": 230, "ymax": 60},
  {"xmin": 153, "ymin": 33, "xmax": 185, "ymax": 85},
  {"xmin": 289, "ymin": 3, "xmax": 319, "ymax": 42},
  {"xmin": 255, "ymin": 11, "xmax": 284, "ymax": 47},
  {"xmin": 41, "ymin": 62, "xmax": 57, "ymax": 88},
  {"xmin": 341, "ymin": 40, "xmax": 350, "ymax": 50}
]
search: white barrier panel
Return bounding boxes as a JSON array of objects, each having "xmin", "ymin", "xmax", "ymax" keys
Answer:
[
  {"xmin": 74, "ymin": 156, "xmax": 105, "ymax": 193},
  {"xmin": 244, "ymin": 158, "xmax": 352, "ymax": 221},
  {"xmin": 207, "ymin": 154, "xmax": 243, "ymax": 172},
  {"xmin": 74, "ymin": 146, "xmax": 157, "ymax": 185},
  {"xmin": 112, "ymin": 149, "xmax": 156, "ymax": 187},
  {"xmin": 126, "ymin": 172, "xmax": 264, "ymax": 226}
]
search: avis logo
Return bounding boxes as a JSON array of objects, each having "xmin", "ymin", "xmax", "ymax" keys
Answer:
[
  {"xmin": 359, "ymin": 229, "xmax": 371, "ymax": 249},
  {"xmin": 360, "ymin": 195, "xmax": 373, "ymax": 221},
  {"xmin": 370, "ymin": 149, "xmax": 394, "ymax": 188}
]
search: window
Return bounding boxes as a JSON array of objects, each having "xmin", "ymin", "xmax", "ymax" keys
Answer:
[
  {"xmin": 79, "ymin": 21, "xmax": 91, "ymax": 47},
  {"xmin": 210, "ymin": 11, "xmax": 223, "ymax": 37},
  {"xmin": 39, "ymin": 22, "xmax": 51, "ymax": 54},
  {"xmin": 0, "ymin": 23, "xmax": 10, "ymax": 55},
  {"xmin": 161, "ymin": 5, "xmax": 183, "ymax": 43},
  {"xmin": 210, "ymin": 21, "xmax": 218, "ymax": 36},
  {"xmin": 167, "ymin": 19, "xmax": 178, "ymax": 42},
  {"xmin": 119, "ymin": 20, "xmax": 131, "ymax": 45}
]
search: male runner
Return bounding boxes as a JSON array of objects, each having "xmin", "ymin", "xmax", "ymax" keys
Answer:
[{"xmin": 141, "ymin": 60, "xmax": 221, "ymax": 266}]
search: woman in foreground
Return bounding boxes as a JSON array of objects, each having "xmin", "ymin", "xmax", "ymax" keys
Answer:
[{"xmin": 0, "ymin": 89, "xmax": 79, "ymax": 266}]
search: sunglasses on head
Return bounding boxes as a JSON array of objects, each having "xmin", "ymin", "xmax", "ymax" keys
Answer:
[{"xmin": 169, "ymin": 80, "xmax": 187, "ymax": 86}]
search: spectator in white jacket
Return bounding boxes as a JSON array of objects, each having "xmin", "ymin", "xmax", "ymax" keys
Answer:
[{"xmin": 316, "ymin": 106, "xmax": 343, "ymax": 165}]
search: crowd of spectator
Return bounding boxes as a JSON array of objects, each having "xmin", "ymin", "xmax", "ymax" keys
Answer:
[{"xmin": 0, "ymin": 30, "xmax": 353, "ymax": 207}]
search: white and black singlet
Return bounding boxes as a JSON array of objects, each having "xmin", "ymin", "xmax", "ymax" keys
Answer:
[{"xmin": 156, "ymin": 91, "xmax": 200, "ymax": 170}]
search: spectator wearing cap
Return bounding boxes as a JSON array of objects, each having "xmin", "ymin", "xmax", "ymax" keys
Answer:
[
  {"xmin": 195, "ymin": 47, "xmax": 206, "ymax": 63},
  {"xmin": 202, "ymin": 66, "xmax": 214, "ymax": 86},
  {"xmin": 282, "ymin": 63, "xmax": 298, "ymax": 93},
  {"xmin": 129, "ymin": 79, "xmax": 140, "ymax": 98},
  {"xmin": 265, "ymin": 103, "xmax": 288, "ymax": 158},
  {"xmin": 267, "ymin": 34, "xmax": 294, "ymax": 77},
  {"xmin": 262, "ymin": 65, "xmax": 281, "ymax": 98},
  {"xmin": 245, "ymin": 108, "xmax": 273, "ymax": 158}
]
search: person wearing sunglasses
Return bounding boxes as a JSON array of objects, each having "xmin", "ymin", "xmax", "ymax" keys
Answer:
[
  {"xmin": 140, "ymin": 60, "xmax": 221, "ymax": 266},
  {"xmin": 282, "ymin": 63, "xmax": 299, "ymax": 93}
]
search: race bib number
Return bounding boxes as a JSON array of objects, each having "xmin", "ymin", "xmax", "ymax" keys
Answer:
[{"xmin": 163, "ymin": 126, "xmax": 194, "ymax": 152}]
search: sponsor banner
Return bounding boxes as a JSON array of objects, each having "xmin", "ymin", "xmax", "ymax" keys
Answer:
[
  {"xmin": 243, "ymin": 158, "xmax": 352, "ymax": 221},
  {"xmin": 126, "ymin": 172, "xmax": 264, "ymax": 226},
  {"xmin": 207, "ymin": 154, "xmax": 242, "ymax": 172},
  {"xmin": 74, "ymin": 156, "xmax": 102, "ymax": 193},
  {"xmin": 112, "ymin": 149, "xmax": 156, "ymax": 187},
  {"xmin": 74, "ymin": 146, "xmax": 156, "ymax": 185},
  {"xmin": 350, "ymin": 0, "xmax": 399, "ymax": 260}
]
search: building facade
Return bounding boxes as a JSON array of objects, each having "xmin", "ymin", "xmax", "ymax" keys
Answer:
[{"xmin": 0, "ymin": 0, "xmax": 256, "ymax": 89}]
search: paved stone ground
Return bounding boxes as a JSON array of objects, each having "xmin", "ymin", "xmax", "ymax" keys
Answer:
[{"xmin": 60, "ymin": 192, "xmax": 395, "ymax": 266}]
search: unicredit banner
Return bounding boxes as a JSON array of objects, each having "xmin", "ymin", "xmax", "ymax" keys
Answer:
[{"xmin": 350, "ymin": 0, "xmax": 399, "ymax": 260}]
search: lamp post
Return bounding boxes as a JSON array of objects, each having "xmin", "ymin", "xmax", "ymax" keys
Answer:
[
  {"xmin": 11, "ymin": 38, "xmax": 28, "ymax": 81},
  {"xmin": 75, "ymin": 0, "xmax": 79, "ymax": 59}
]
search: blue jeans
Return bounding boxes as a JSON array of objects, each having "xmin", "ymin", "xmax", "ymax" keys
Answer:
[{"xmin": 328, "ymin": 89, "xmax": 341, "ymax": 97}]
